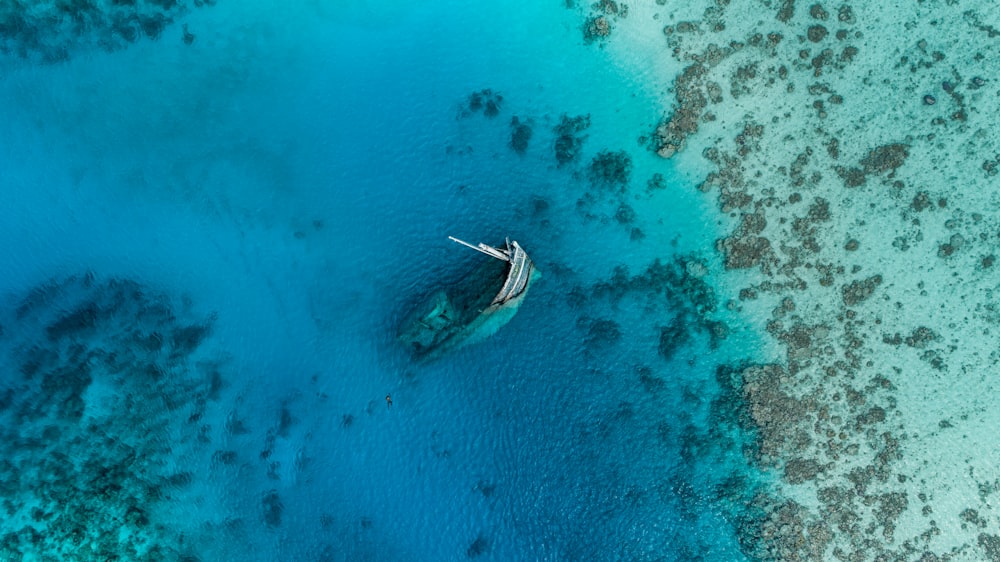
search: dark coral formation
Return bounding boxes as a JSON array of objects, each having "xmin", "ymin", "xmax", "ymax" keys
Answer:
[
  {"xmin": 860, "ymin": 143, "xmax": 910, "ymax": 177},
  {"xmin": 0, "ymin": 0, "xmax": 212, "ymax": 62},
  {"xmin": 834, "ymin": 143, "xmax": 910, "ymax": 187},
  {"xmin": 581, "ymin": 0, "xmax": 627, "ymax": 43},
  {"xmin": 0, "ymin": 275, "xmax": 225, "ymax": 559},
  {"xmin": 587, "ymin": 149, "xmax": 632, "ymax": 190},
  {"xmin": 262, "ymin": 490, "xmax": 283, "ymax": 527},
  {"xmin": 509, "ymin": 116, "xmax": 532, "ymax": 155},
  {"xmin": 721, "ymin": 359, "xmax": 907, "ymax": 559},
  {"xmin": 776, "ymin": 0, "xmax": 796, "ymax": 22},
  {"xmin": 717, "ymin": 210, "xmax": 776, "ymax": 272},
  {"xmin": 582, "ymin": 15, "xmax": 611, "ymax": 43},
  {"xmin": 980, "ymin": 534, "xmax": 1000, "ymax": 561},
  {"xmin": 579, "ymin": 317, "xmax": 622, "ymax": 348},
  {"xmin": 464, "ymin": 89, "xmax": 503, "ymax": 118},
  {"xmin": 737, "ymin": 364, "xmax": 812, "ymax": 460},
  {"xmin": 657, "ymin": 320, "xmax": 688, "ymax": 361},
  {"xmin": 553, "ymin": 113, "xmax": 591, "ymax": 165},
  {"xmin": 570, "ymin": 146, "xmax": 643, "ymax": 235},
  {"xmin": 784, "ymin": 457, "xmax": 824, "ymax": 484},
  {"xmin": 614, "ymin": 202, "xmax": 636, "ymax": 225},
  {"xmin": 574, "ymin": 255, "xmax": 726, "ymax": 359},
  {"xmin": 466, "ymin": 535, "xmax": 489, "ymax": 558},
  {"xmin": 652, "ymin": 64, "xmax": 708, "ymax": 158},
  {"xmin": 841, "ymin": 274, "xmax": 883, "ymax": 307},
  {"xmin": 806, "ymin": 24, "xmax": 828, "ymax": 43},
  {"xmin": 646, "ymin": 172, "xmax": 667, "ymax": 192}
]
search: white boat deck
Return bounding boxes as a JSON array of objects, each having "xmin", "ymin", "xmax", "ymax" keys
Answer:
[
  {"xmin": 448, "ymin": 236, "xmax": 534, "ymax": 306},
  {"xmin": 491, "ymin": 241, "xmax": 532, "ymax": 305}
]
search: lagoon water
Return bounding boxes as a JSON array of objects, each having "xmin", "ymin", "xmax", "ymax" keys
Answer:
[{"xmin": 0, "ymin": 1, "xmax": 769, "ymax": 560}]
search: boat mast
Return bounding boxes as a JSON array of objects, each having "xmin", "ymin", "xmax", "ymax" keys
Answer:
[{"xmin": 448, "ymin": 236, "xmax": 511, "ymax": 262}]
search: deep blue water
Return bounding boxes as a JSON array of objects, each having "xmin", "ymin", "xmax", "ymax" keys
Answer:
[{"xmin": 0, "ymin": 2, "xmax": 765, "ymax": 560}]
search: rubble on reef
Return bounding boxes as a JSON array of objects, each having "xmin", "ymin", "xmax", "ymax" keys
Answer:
[
  {"xmin": 632, "ymin": 0, "xmax": 1000, "ymax": 560},
  {"xmin": 0, "ymin": 0, "xmax": 213, "ymax": 62}
]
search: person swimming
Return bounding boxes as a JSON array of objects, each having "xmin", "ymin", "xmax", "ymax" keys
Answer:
[{"xmin": 385, "ymin": 394, "xmax": 393, "ymax": 408}]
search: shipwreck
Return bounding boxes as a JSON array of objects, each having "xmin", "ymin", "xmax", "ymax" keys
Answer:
[{"xmin": 398, "ymin": 236, "xmax": 538, "ymax": 360}]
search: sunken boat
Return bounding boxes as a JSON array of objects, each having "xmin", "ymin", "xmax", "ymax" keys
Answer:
[{"xmin": 398, "ymin": 236, "xmax": 538, "ymax": 360}]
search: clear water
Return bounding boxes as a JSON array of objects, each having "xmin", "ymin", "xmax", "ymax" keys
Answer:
[{"xmin": 0, "ymin": 1, "xmax": 767, "ymax": 560}]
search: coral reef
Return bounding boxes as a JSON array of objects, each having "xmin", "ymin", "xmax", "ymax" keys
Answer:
[
  {"xmin": 652, "ymin": 64, "xmax": 709, "ymax": 158},
  {"xmin": 587, "ymin": 149, "xmax": 633, "ymax": 191},
  {"xmin": 552, "ymin": 113, "xmax": 591, "ymax": 166},
  {"xmin": 463, "ymin": 89, "xmax": 504, "ymax": 118},
  {"xmin": 0, "ymin": 274, "xmax": 226, "ymax": 560},
  {"xmin": 647, "ymin": 1, "xmax": 1000, "ymax": 559},
  {"xmin": 580, "ymin": 0, "xmax": 627, "ymax": 44},
  {"xmin": 509, "ymin": 116, "xmax": 533, "ymax": 154},
  {"xmin": 572, "ymin": 255, "xmax": 727, "ymax": 359},
  {"xmin": 0, "ymin": 0, "xmax": 213, "ymax": 62}
]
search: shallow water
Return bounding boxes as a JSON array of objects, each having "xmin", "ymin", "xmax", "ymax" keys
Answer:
[{"xmin": 0, "ymin": 1, "xmax": 769, "ymax": 560}]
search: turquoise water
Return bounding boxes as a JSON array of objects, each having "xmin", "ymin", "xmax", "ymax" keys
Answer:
[{"xmin": 0, "ymin": 1, "xmax": 765, "ymax": 560}]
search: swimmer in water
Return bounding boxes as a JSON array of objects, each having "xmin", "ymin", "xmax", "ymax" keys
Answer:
[{"xmin": 386, "ymin": 394, "xmax": 392, "ymax": 408}]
